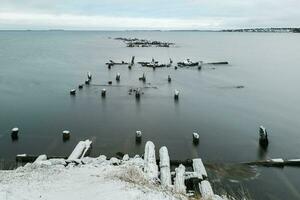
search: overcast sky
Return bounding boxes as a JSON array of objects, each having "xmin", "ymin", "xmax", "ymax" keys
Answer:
[{"xmin": 0, "ymin": 0, "xmax": 299, "ymax": 30}]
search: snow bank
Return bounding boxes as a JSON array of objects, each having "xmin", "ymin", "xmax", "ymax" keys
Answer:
[{"xmin": 0, "ymin": 156, "xmax": 187, "ymax": 200}]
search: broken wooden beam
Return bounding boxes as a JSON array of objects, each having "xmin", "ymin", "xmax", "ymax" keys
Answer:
[{"xmin": 67, "ymin": 139, "xmax": 92, "ymax": 161}]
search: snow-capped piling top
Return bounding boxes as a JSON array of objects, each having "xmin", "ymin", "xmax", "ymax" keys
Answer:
[
  {"xmin": 102, "ymin": 88, "xmax": 106, "ymax": 92},
  {"xmin": 12, "ymin": 127, "xmax": 19, "ymax": 133},
  {"xmin": 259, "ymin": 126, "xmax": 268, "ymax": 140},
  {"xmin": 63, "ymin": 130, "xmax": 70, "ymax": 134},
  {"xmin": 70, "ymin": 89, "xmax": 76, "ymax": 95},
  {"xmin": 174, "ymin": 90, "xmax": 179, "ymax": 99},
  {"xmin": 136, "ymin": 131, "xmax": 142, "ymax": 138},
  {"xmin": 193, "ymin": 132, "xmax": 199, "ymax": 140}
]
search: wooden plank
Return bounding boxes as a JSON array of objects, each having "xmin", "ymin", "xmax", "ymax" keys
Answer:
[
  {"xmin": 174, "ymin": 164, "xmax": 186, "ymax": 194},
  {"xmin": 159, "ymin": 146, "xmax": 172, "ymax": 187},
  {"xmin": 144, "ymin": 141, "xmax": 158, "ymax": 179}
]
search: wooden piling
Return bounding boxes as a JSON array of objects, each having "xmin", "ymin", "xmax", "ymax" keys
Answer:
[
  {"xmin": 174, "ymin": 164, "xmax": 186, "ymax": 194},
  {"xmin": 159, "ymin": 146, "xmax": 172, "ymax": 187},
  {"xmin": 144, "ymin": 141, "xmax": 158, "ymax": 179}
]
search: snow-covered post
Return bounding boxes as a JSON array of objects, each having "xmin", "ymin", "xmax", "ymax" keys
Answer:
[
  {"xmin": 193, "ymin": 132, "xmax": 199, "ymax": 144},
  {"xmin": 192, "ymin": 158, "xmax": 207, "ymax": 180},
  {"xmin": 116, "ymin": 73, "xmax": 120, "ymax": 81},
  {"xmin": 62, "ymin": 130, "xmax": 71, "ymax": 140},
  {"xmin": 136, "ymin": 131, "xmax": 142, "ymax": 142},
  {"xmin": 11, "ymin": 127, "xmax": 19, "ymax": 138},
  {"xmin": 259, "ymin": 125, "xmax": 268, "ymax": 147},
  {"xmin": 70, "ymin": 89, "xmax": 76, "ymax": 95},
  {"xmin": 144, "ymin": 141, "xmax": 158, "ymax": 179},
  {"xmin": 199, "ymin": 180, "xmax": 214, "ymax": 199},
  {"xmin": 67, "ymin": 140, "xmax": 92, "ymax": 161},
  {"xmin": 174, "ymin": 164, "xmax": 186, "ymax": 194},
  {"xmin": 87, "ymin": 71, "xmax": 92, "ymax": 80},
  {"xmin": 101, "ymin": 88, "xmax": 106, "ymax": 97},
  {"xmin": 174, "ymin": 90, "xmax": 179, "ymax": 100},
  {"xmin": 159, "ymin": 146, "xmax": 172, "ymax": 187}
]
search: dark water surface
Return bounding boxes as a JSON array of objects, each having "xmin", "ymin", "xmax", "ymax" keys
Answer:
[{"xmin": 0, "ymin": 31, "xmax": 300, "ymax": 199}]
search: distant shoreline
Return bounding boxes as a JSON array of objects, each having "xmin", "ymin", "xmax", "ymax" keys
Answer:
[{"xmin": 0, "ymin": 28, "xmax": 299, "ymax": 33}]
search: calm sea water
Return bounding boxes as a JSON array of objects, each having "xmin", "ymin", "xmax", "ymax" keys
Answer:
[{"xmin": 0, "ymin": 31, "xmax": 300, "ymax": 199}]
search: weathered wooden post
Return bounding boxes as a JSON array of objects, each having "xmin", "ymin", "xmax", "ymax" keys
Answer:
[
  {"xmin": 168, "ymin": 75, "xmax": 171, "ymax": 83},
  {"xmin": 259, "ymin": 126, "xmax": 268, "ymax": 147},
  {"xmin": 108, "ymin": 81, "xmax": 112, "ymax": 85},
  {"xmin": 136, "ymin": 130, "xmax": 142, "ymax": 143},
  {"xmin": 193, "ymin": 132, "xmax": 199, "ymax": 144},
  {"xmin": 174, "ymin": 164, "xmax": 186, "ymax": 194},
  {"xmin": 174, "ymin": 90, "xmax": 179, "ymax": 100},
  {"xmin": 62, "ymin": 130, "xmax": 70, "ymax": 141},
  {"xmin": 135, "ymin": 88, "xmax": 141, "ymax": 99},
  {"xmin": 11, "ymin": 127, "xmax": 19, "ymax": 139},
  {"xmin": 87, "ymin": 71, "xmax": 92, "ymax": 80},
  {"xmin": 101, "ymin": 88, "xmax": 106, "ymax": 97},
  {"xmin": 85, "ymin": 79, "xmax": 90, "ymax": 85},
  {"xmin": 159, "ymin": 146, "xmax": 172, "ymax": 187},
  {"xmin": 144, "ymin": 141, "xmax": 158, "ymax": 179},
  {"xmin": 116, "ymin": 73, "xmax": 120, "ymax": 81},
  {"xmin": 70, "ymin": 89, "xmax": 76, "ymax": 95},
  {"xmin": 78, "ymin": 84, "xmax": 83, "ymax": 89}
]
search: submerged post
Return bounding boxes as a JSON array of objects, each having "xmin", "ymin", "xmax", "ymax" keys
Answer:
[
  {"xmin": 70, "ymin": 89, "xmax": 76, "ymax": 95},
  {"xmin": 116, "ymin": 73, "xmax": 120, "ymax": 82},
  {"xmin": 136, "ymin": 130, "xmax": 142, "ymax": 143},
  {"xmin": 193, "ymin": 132, "xmax": 199, "ymax": 144},
  {"xmin": 259, "ymin": 125, "xmax": 268, "ymax": 147},
  {"xmin": 168, "ymin": 75, "xmax": 171, "ymax": 83},
  {"xmin": 101, "ymin": 88, "xmax": 106, "ymax": 97},
  {"xmin": 174, "ymin": 90, "xmax": 179, "ymax": 100},
  {"xmin": 62, "ymin": 130, "xmax": 70, "ymax": 141},
  {"xmin": 11, "ymin": 127, "xmax": 19, "ymax": 139}
]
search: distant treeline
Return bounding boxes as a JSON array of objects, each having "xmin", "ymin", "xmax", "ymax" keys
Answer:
[{"xmin": 221, "ymin": 28, "xmax": 300, "ymax": 33}]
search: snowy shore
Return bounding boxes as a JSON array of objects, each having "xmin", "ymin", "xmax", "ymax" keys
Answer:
[{"xmin": 0, "ymin": 155, "xmax": 188, "ymax": 200}]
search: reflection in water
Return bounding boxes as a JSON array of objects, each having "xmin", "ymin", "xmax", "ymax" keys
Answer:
[{"xmin": 257, "ymin": 143, "xmax": 268, "ymax": 160}]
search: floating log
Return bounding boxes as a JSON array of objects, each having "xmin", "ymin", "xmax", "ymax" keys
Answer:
[
  {"xmin": 243, "ymin": 158, "xmax": 300, "ymax": 167},
  {"xmin": 62, "ymin": 130, "xmax": 70, "ymax": 140},
  {"xmin": 78, "ymin": 84, "xmax": 83, "ymax": 89},
  {"xmin": 144, "ymin": 141, "xmax": 158, "ymax": 179},
  {"xmin": 67, "ymin": 140, "xmax": 92, "ymax": 161},
  {"xmin": 70, "ymin": 89, "xmax": 76, "ymax": 95},
  {"xmin": 199, "ymin": 180, "xmax": 214, "ymax": 199},
  {"xmin": 159, "ymin": 146, "xmax": 172, "ymax": 187},
  {"xmin": 174, "ymin": 90, "xmax": 179, "ymax": 100},
  {"xmin": 101, "ymin": 88, "xmax": 106, "ymax": 97},
  {"xmin": 174, "ymin": 164, "xmax": 186, "ymax": 194},
  {"xmin": 192, "ymin": 158, "xmax": 207, "ymax": 180},
  {"xmin": 136, "ymin": 130, "xmax": 142, "ymax": 142}
]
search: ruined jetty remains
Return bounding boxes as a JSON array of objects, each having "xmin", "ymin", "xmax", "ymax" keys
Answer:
[{"xmin": 115, "ymin": 37, "xmax": 175, "ymax": 48}]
